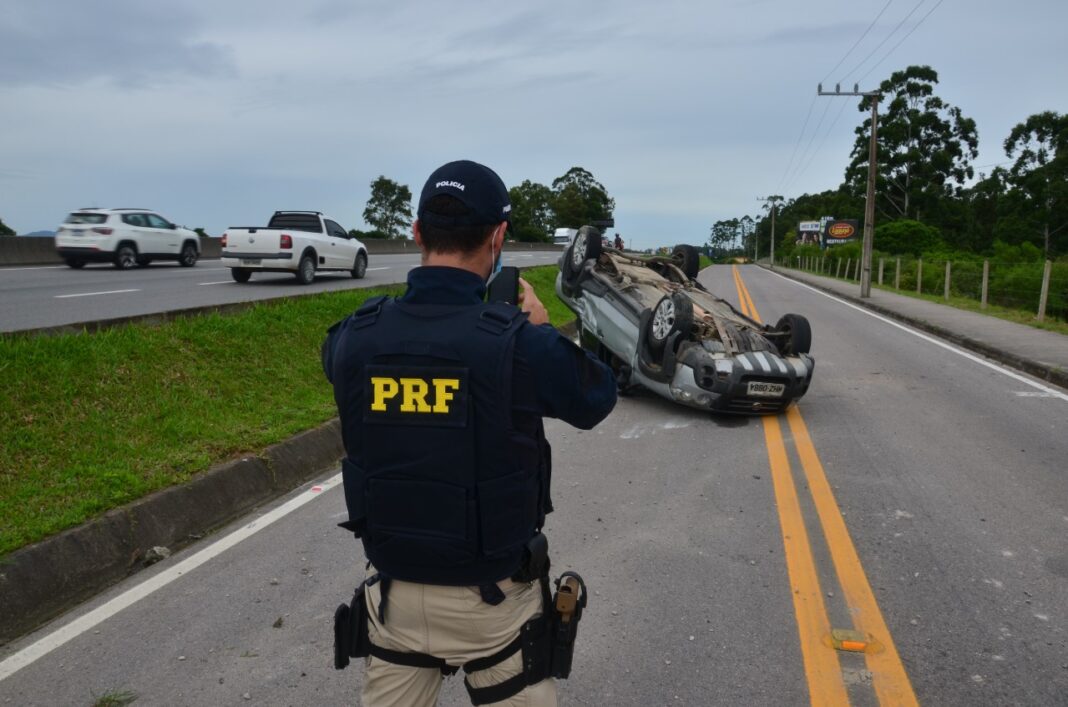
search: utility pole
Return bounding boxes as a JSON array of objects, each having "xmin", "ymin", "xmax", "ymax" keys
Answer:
[
  {"xmin": 757, "ymin": 196, "xmax": 783, "ymax": 269},
  {"xmin": 818, "ymin": 83, "xmax": 881, "ymax": 297}
]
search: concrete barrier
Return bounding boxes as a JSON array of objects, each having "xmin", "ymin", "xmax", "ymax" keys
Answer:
[{"xmin": 0, "ymin": 236, "xmax": 560, "ymax": 266}]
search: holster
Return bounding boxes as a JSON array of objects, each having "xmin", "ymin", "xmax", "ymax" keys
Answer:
[
  {"xmin": 549, "ymin": 571, "xmax": 587, "ymax": 679},
  {"xmin": 511, "ymin": 533, "xmax": 549, "ymax": 584},
  {"xmin": 333, "ymin": 581, "xmax": 372, "ymax": 670}
]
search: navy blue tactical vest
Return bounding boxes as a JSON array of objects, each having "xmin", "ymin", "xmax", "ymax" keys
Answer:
[{"xmin": 328, "ymin": 296, "xmax": 551, "ymax": 586}]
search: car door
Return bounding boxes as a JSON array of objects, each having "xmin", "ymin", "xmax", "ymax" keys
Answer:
[
  {"xmin": 120, "ymin": 213, "xmax": 152, "ymax": 254},
  {"xmin": 323, "ymin": 219, "xmax": 355, "ymax": 269},
  {"xmin": 143, "ymin": 213, "xmax": 180, "ymax": 255}
]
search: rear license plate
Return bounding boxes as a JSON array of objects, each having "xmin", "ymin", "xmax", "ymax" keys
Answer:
[
  {"xmin": 241, "ymin": 259, "xmax": 262, "ymax": 266},
  {"xmin": 747, "ymin": 381, "xmax": 785, "ymax": 397}
]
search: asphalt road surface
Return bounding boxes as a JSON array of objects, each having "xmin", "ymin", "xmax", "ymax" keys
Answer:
[
  {"xmin": 0, "ymin": 251, "xmax": 563, "ymax": 333},
  {"xmin": 2, "ymin": 264, "xmax": 1066, "ymax": 706}
]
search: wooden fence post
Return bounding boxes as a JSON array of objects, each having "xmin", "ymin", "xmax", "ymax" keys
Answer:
[
  {"xmin": 981, "ymin": 260, "xmax": 989, "ymax": 309},
  {"xmin": 845, "ymin": 258, "xmax": 852, "ymax": 280},
  {"xmin": 878, "ymin": 258, "xmax": 885, "ymax": 286},
  {"xmin": 895, "ymin": 258, "xmax": 901, "ymax": 289},
  {"xmin": 944, "ymin": 261, "xmax": 952, "ymax": 301},
  {"xmin": 916, "ymin": 258, "xmax": 923, "ymax": 294},
  {"xmin": 836, "ymin": 259, "xmax": 842, "ymax": 278},
  {"xmin": 1037, "ymin": 259, "xmax": 1052, "ymax": 322}
]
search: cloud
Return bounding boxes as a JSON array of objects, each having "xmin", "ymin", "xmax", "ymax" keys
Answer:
[{"xmin": 0, "ymin": 0, "xmax": 235, "ymax": 87}]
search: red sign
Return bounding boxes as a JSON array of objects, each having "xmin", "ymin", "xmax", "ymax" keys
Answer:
[{"xmin": 827, "ymin": 222, "xmax": 856, "ymax": 239}]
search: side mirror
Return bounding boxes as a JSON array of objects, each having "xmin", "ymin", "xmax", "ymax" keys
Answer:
[{"xmin": 169, "ymin": 223, "xmax": 176, "ymax": 230}]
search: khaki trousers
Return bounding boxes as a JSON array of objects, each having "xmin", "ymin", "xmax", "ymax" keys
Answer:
[{"xmin": 361, "ymin": 576, "xmax": 557, "ymax": 707}]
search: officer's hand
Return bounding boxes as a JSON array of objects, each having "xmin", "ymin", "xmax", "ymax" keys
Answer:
[{"xmin": 518, "ymin": 278, "xmax": 549, "ymax": 325}]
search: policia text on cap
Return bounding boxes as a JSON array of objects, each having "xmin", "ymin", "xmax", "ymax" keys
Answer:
[{"xmin": 323, "ymin": 160, "xmax": 618, "ymax": 706}]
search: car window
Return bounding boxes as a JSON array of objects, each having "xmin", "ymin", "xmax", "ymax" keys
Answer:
[
  {"xmin": 122, "ymin": 213, "xmax": 148, "ymax": 227},
  {"xmin": 144, "ymin": 214, "xmax": 172, "ymax": 229},
  {"xmin": 65, "ymin": 213, "xmax": 109, "ymax": 225},
  {"xmin": 324, "ymin": 220, "xmax": 347, "ymax": 239}
]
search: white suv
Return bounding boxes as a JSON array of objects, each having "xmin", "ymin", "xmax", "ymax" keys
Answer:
[{"xmin": 54, "ymin": 208, "xmax": 201, "ymax": 269}]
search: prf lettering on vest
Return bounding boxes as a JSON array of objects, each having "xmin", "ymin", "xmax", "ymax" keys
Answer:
[{"xmin": 370, "ymin": 376, "xmax": 461, "ymax": 414}]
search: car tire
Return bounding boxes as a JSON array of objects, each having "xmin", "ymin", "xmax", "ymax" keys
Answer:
[
  {"xmin": 136, "ymin": 256, "xmax": 152, "ymax": 267},
  {"xmin": 672, "ymin": 244, "xmax": 700, "ymax": 280},
  {"xmin": 114, "ymin": 245, "xmax": 137, "ymax": 270},
  {"xmin": 351, "ymin": 252, "xmax": 367, "ymax": 279},
  {"xmin": 231, "ymin": 268, "xmax": 252, "ymax": 283},
  {"xmin": 179, "ymin": 242, "xmax": 198, "ymax": 267},
  {"xmin": 65, "ymin": 258, "xmax": 85, "ymax": 269},
  {"xmin": 774, "ymin": 313, "xmax": 812, "ymax": 355},
  {"xmin": 647, "ymin": 292, "xmax": 693, "ymax": 358},
  {"xmin": 563, "ymin": 226, "xmax": 602, "ymax": 285},
  {"xmin": 296, "ymin": 253, "xmax": 316, "ymax": 285}
]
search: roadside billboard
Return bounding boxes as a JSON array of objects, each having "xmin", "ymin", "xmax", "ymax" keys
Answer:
[
  {"xmin": 822, "ymin": 219, "xmax": 859, "ymax": 247},
  {"xmin": 798, "ymin": 221, "xmax": 821, "ymax": 245}
]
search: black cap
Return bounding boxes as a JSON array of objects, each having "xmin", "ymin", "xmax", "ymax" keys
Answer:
[{"xmin": 417, "ymin": 160, "xmax": 512, "ymax": 228}]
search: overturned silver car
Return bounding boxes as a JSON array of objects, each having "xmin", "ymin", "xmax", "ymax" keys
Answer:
[{"xmin": 556, "ymin": 226, "xmax": 815, "ymax": 414}]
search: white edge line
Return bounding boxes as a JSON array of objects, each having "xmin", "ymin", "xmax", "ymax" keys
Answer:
[
  {"xmin": 197, "ymin": 281, "xmax": 234, "ymax": 286},
  {"xmin": 765, "ymin": 269, "xmax": 1068, "ymax": 402},
  {"xmin": 54, "ymin": 289, "xmax": 140, "ymax": 299},
  {"xmin": 365, "ymin": 267, "xmax": 390, "ymax": 271},
  {"xmin": 0, "ymin": 472, "xmax": 343, "ymax": 682},
  {"xmin": 1, "ymin": 265, "xmax": 67, "ymax": 272}
]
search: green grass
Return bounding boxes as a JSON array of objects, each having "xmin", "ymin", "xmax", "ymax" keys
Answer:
[
  {"xmin": 0, "ymin": 266, "xmax": 567, "ymax": 557},
  {"xmin": 90, "ymin": 690, "xmax": 138, "ymax": 707},
  {"xmin": 521, "ymin": 265, "xmax": 576, "ymax": 328}
]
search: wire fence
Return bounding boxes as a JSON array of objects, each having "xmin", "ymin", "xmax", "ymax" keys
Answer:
[{"xmin": 780, "ymin": 255, "xmax": 1068, "ymax": 324}]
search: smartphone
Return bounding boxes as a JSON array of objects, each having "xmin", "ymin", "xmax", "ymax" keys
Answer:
[{"xmin": 487, "ymin": 266, "xmax": 520, "ymax": 305}]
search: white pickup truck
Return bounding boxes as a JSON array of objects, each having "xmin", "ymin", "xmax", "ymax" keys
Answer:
[{"xmin": 220, "ymin": 211, "xmax": 369, "ymax": 284}]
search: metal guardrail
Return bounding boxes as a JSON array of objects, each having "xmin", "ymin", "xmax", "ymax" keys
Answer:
[{"xmin": 0, "ymin": 237, "xmax": 562, "ymax": 266}]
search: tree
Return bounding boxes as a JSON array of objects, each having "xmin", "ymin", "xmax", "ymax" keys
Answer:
[
  {"xmin": 550, "ymin": 167, "xmax": 615, "ymax": 228},
  {"xmin": 363, "ymin": 176, "xmax": 413, "ymax": 240},
  {"xmin": 508, "ymin": 180, "xmax": 554, "ymax": 242},
  {"xmin": 873, "ymin": 219, "xmax": 944, "ymax": 256},
  {"xmin": 1003, "ymin": 111, "xmax": 1068, "ymax": 257},
  {"xmin": 0, "ymin": 217, "xmax": 14, "ymax": 236},
  {"xmin": 844, "ymin": 65, "xmax": 978, "ymax": 224}
]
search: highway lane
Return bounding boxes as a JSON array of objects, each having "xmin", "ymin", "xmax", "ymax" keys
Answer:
[
  {"xmin": 2, "ymin": 264, "xmax": 1067, "ymax": 705},
  {"xmin": 0, "ymin": 251, "xmax": 562, "ymax": 333}
]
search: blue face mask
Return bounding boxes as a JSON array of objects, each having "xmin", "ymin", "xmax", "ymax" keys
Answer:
[{"xmin": 487, "ymin": 232, "xmax": 503, "ymax": 283}]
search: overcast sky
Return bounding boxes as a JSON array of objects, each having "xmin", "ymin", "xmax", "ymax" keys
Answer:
[{"xmin": 2, "ymin": 0, "xmax": 1065, "ymax": 248}]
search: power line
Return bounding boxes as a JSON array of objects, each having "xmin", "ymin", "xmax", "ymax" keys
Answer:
[
  {"xmin": 840, "ymin": 0, "xmax": 926, "ymax": 83},
  {"xmin": 776, "ymin": 95, "xmax": 818, "ymax": 194},
  {"xmin": 820, "ymin": 0, "xmax": 894, "ymax": 84},
  {"xmin": 784, "ymin": 98, "xmax": 853, "ymax": 193},
  {"xmin": 782, "ymin": 98, "xmax": 832, "ymax": 190},
  {"xmin": 857, "ymin": 0, "xmax": 945, "ymax": 83}
]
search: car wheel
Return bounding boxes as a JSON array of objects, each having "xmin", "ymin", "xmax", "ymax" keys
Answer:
[
  {"xmin": 351, "ymin": 252, "xmax": 367, "ymax": 279},
  {"xmin": 647, "ymin": 292, "xmax": 693, "ymax": 357},
  {"xmin": 563, "ymin": 226, "xmax": 603, "ymax": 285},
  {"xmin": 672, "ymin": 244, "xmax": 700, "ymax": 280},
  {"xmin": 296, "ymin": 253, "xmax": 316, "ymax": 284},
  {"xmin": 179, "ymin": 242, "xmax": 198, "ymax": 267},
  {"xmin": 231, "ymin": 268, "xmax": 252, "ymax": 283},
  {"xmin": 774, "ymin": 313, "xmax": 812, "ymax": 355},
  {"xmin": 65, "ymin": 258, "xmax": 85, "ymax": 269},
  {"xmin": 114, "ymin": 245, "xmax": 137, "ymax": 270}
]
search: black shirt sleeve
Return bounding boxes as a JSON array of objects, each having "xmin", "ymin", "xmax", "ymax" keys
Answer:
[{"xmin": 515, "ymin": 322, "xmax": 617, "ymax": 429}]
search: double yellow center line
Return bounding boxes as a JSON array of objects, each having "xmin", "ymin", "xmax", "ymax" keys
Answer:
[{"xmin": 732, "ymin": 265, "xmax": 918, "ymax": 706}]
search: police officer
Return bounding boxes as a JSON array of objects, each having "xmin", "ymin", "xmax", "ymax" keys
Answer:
[{"xmin": 323, "ymin": 159, "xmax": 617, "ymax": 706}]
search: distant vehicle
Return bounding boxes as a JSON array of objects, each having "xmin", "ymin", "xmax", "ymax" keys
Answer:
[
  {"xmin": 220, "ymin": 211, "xmax": 368, "ymax": 285},
  {"xmin": 54, "ymin": 208, "xmax": 200, "ymax": 269},
  {"xmin": 557, "ymin": 226, "xmax": 815, "ymax": 414},
  {"xmin": 552, "ymin": 227, "xmax": 578, "ymax": 246}
]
